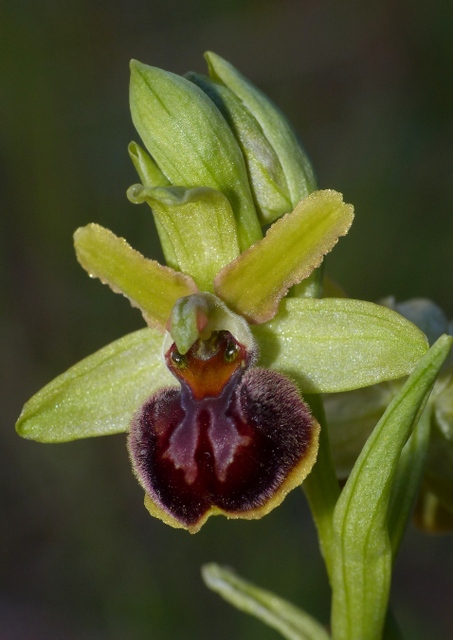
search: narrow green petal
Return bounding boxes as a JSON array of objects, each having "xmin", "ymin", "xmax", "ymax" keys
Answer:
[
  {"xmin": 127, "ymin": 185, "xmax": 240, "ymax": 292},
  {"xmin": 128, "ymin": 141, "xmax": 170, "ymax": 188},
  {"xmin": 205, "ymin": 51, "xmax": 317, "ymax": 206},
  {"xmin": 130, "ymin": 60, "xmax": 262, "ymax": 251},
  {"xmin": 331, "ymin": 335, "xmax": 452, "ymax": 640},
  {"xmin": 202, "ymin": 564, "xmax": 330, "ymax": 640},
  {"xmin": 215, "ymin": 190, "xmax": 354, "ymax": 323},
  {"xmin": 16, "ymin": 328, "xmax": 175, "ymax": 442},
  {"xmin": 253, "ymin": 298, "xmax": 429, "ymax": 393},
  {"xmin": 74, "ymin": 223, "xmax": 198, "ymax": 330}
]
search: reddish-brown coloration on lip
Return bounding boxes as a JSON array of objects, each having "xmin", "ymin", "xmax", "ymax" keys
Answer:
[{"xmin": 128, "ymin": 330, "xmax": 318, "ymax": 531}]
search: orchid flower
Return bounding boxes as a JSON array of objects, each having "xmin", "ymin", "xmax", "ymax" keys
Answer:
[{"xmin": 16, "ymin": 52, "xmax": 429, "ymax": 535}]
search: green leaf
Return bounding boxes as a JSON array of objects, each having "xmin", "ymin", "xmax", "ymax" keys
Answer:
[
  {"xmin": 129, "ymin": 60, "xmax": 262, "ymax": 251},
  {"xmin": 187, "ymin": 72, "xmax": 292, "ymax": 224},
  {"xmin": 127, "ymin": 185, "xmax": 240, "ymax": 292},
  {"xmin": 202, "ymin": 564, "xmax": 330, "ymax": 640},
  {"xmin": 388, "ymin": 405, "xmax": 432, "ymax": 556},
  {"xmin": 253, "ymin": 298, "xmax": 429, "ymax": 393},
  {"xmin": 330, "ymin": 334, "xmax": 452, "ymax": 640},
  {"xmin": 16, "ymin": 328, "xmax": 175, "ymax": 442},
  {"xmin": 74, "ymin": 223, "xmax": 198, "ymax": 330},
  {"xmin": 205, "ymin": 51, "xmax": 317, "ymax": 207},
  {"xmin": 215, "ymin": 190, "xmax": 354, "ymax": 324}
]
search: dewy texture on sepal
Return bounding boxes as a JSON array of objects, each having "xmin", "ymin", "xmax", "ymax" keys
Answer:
[{"xmin": 128, "ymin": 329, "xmax": 319, "ymax": 533}]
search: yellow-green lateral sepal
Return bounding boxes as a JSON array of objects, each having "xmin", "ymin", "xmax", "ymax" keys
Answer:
[
  {"xmin": 16, "ymin": 328, "xmax": 175, "ymax": 442},
  {"xmin": 74, "ymin": 223, "xmax": 198, "ymax": 330},
  {"xmin": 202, "ymin": 564, "xmax": 330, "ymax": 640},
  {"xmin": 215, "ymin": 190, "xmax": 354, "ymax": 323},
  {"xmin": 330, "ymin": 334, "xmax": 452, "ymax": 640},
  {"xmin": 127, "ymin": 185, "xmax": 240, "ymax": 292},
  {"xmin": 253, "ymin": 298, "xmax": 429, "ymax": 393},
  {"xmin": 129, "ymin": 60, "xmax": 262, "ymax": 251}
]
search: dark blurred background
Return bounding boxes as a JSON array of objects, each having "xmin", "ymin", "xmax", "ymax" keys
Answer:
[{"xmin": 2, "ymin": 0, "xmax": 453, "ymax": 638}]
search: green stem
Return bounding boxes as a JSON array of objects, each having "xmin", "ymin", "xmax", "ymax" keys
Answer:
[{"xmin": 303, "ymin": 394, "xmax": 340, "ymax": 581}]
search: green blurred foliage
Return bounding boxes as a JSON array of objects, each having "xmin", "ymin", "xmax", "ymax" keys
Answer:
[{"xmin": 1, "ymin": 0, "xmax": 453, "ymax": 638}]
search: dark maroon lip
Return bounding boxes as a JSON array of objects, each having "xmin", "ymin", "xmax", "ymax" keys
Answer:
[{"xmin": 128, "ymin": 331, "xmax": 315, "ymax": 529}]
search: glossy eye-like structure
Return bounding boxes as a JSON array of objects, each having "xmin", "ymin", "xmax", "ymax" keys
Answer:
[{"xmin": 128, "ymin": 330, "xmax": 319, "ymax": 532}]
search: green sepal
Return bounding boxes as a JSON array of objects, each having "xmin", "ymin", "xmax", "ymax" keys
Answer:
[
  {"xmin": 74, "ymin": 223, "xmax": 198, "ymax": 331},
  {"xmin": 129, "ymin": 60, "xmax": 262, "ymax": 251},
  {"xmin": 127, "ymin": 184, "xmax": 240, "ymax": 292},
  {"xmin": 253, "ymin": 298, "xmax": 428, "ymax": 393},
  {"xmin": 330, "ymin": 334, "xmax": 452, "ymax": 640},
  {"xmin": 215, "ymin": 190, "xmax": 354, "ymax": 323},
  {"xmin": 202, "ymin": 564, "xmax": 330, "ymax": 640},
  {"xmin": 128, "ymin": 141, "xmax": 177, "ymax": 267},
  {"xmin": 205, "ymin": 51, "xmax": 317, "ymax": 207},
  {"xmin": 16, "ymin": 328, "xmax": 175, "ymax": 442},
  {"xmin": 187, "ymin": 72, "xmax": 292, "ymax": 225}
]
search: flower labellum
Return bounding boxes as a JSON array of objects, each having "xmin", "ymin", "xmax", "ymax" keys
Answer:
[{"xmin": 128, "ymin": 296, "xmax": 320, "ymax": 533}]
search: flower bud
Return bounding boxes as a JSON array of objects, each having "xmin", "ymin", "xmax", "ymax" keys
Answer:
[
  {"xmin": 187, "ymin": 72, "xmax": 292, "ymax": 225},
  {"xmin": 204, "ymin": 52, "xmax": 317, "ymax": 210},
  {"xmin": 129, "ymin": 60, "xmax": 262, "ymax": 252}
]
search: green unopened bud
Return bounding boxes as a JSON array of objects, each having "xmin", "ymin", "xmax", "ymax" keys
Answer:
[
  {"xmin": 204, "ymin": 51, "xmax": 317, "ymax": 208},
  {"xmin": 129, "ymin": 60, "xmax": 262, "ymax": 252},
  {"xmin": 187, "ymin": 72, "xmax": 292, "ymax": 225}
]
